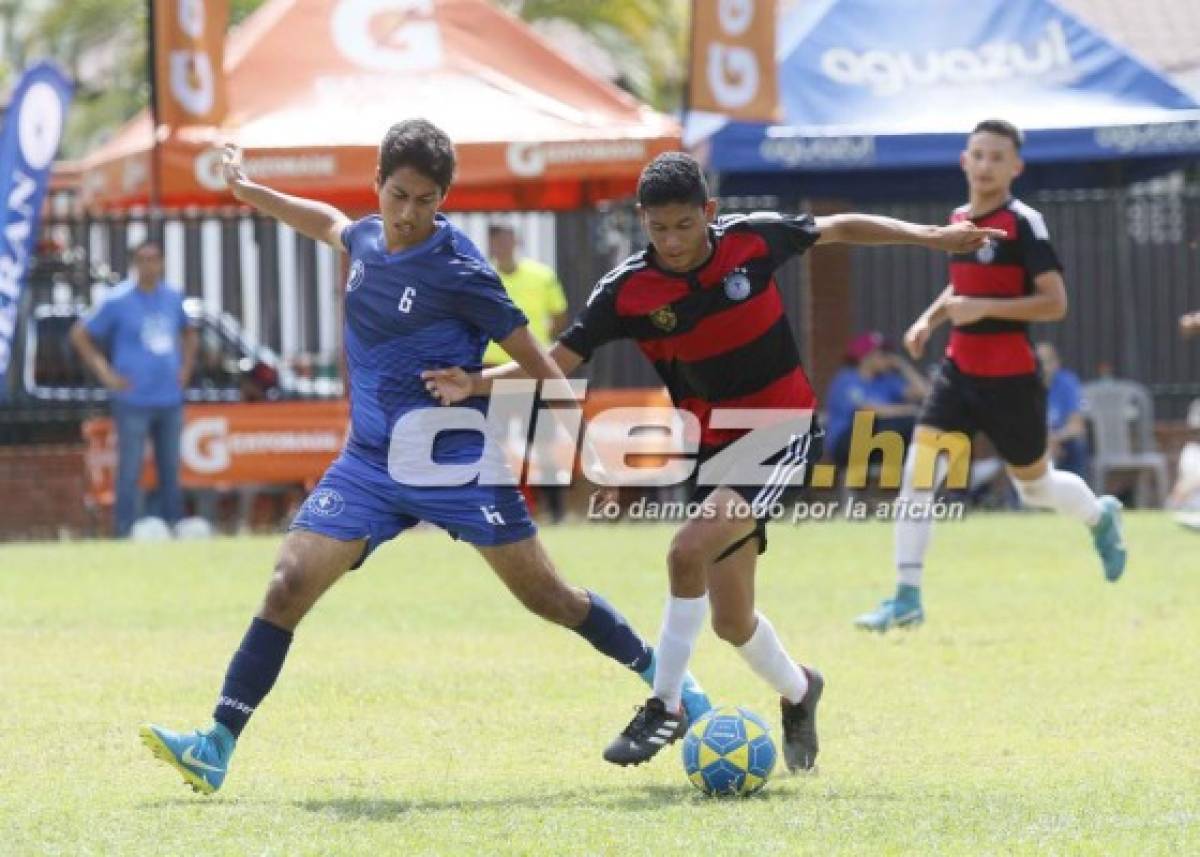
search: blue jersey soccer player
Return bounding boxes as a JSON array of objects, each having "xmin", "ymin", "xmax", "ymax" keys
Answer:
[{"xmin": 139, "ymin": 120, "xmax": 709, "ymax": 795}]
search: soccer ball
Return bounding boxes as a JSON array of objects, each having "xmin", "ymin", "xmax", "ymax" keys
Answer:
[
  {"xmin": 681, "ymin": 706, "xmax": 777, "ymax": 796},
  {"xmin": 173, "ymin": 516, "xmax": 213, "ymax": 540},
  {"xmin": 129, "ymin": 516, "xmax": 172, "ymax": 541}
]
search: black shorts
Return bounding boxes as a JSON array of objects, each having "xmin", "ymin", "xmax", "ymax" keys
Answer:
[
  {"xmin": 688, "ymin": 426, "xmax": 825, "ymax": 559},
  {"xmin": 918, "ymin": 359, "xmax": 1047, "ymax": 467}
]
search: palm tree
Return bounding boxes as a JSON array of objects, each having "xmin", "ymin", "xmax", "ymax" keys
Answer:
[
  {"xmin": 16, "ymin": 0, "xmax": 143, "ymax": 157},
  {"xmin": 504, "ymin": 0, "xmax": 690, "ymax": 112},
  {"xmin": 8, "ymin": 0, "xmax": 267, "ymax": 157}
]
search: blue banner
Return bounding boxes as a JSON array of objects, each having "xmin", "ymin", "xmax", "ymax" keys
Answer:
[
  {"xmin": 0, "ymin": 61, "xmax": 74, "ymax": 395},
  {"xmin": 696, "ymin": 0, "xmax": 1200, "ymax": 178}
]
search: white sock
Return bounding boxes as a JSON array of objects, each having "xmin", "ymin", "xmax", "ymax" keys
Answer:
[
  {"xmin": 1013, "ymin": 467, "xmax": 1102, "ymax": 526},
  {"xmin": 894, "ymin": 447, "xmax": 949, "ymax": 588},
  {"xmin": 735, "ymin": 613, "xmax": 808, "ymax": 704},
  {"xmin": 652, "ymin": 594, "xmax": 709, "ymax": 712}
]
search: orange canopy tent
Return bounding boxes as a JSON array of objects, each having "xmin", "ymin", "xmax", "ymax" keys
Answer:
[{"xmin": 80, "ymin": 0, "xmax": 681, "ymax": 211}]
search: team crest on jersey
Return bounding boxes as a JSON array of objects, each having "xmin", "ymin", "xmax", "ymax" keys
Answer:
[
  {"xmin": 649, "ymin": 305, "xmax": 677, "ymax": 332},
  {"xmin": 723, "ymin": 269, "xmax": 752, "ymax": 301},
  {"xmin": 306, "ymin": 488, "xmax": 345, "ymax": 517},
  {"xmin": 346, "ymin": 260, "xmax": 365, "ymax": 292},
  {"xmin": 975, "ymin": 240, "xmax": 996, "ymax": 264}
]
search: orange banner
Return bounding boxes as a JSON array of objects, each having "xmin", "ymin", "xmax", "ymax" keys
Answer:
[
  {"xmin": 153, "ymin": 0, "xmax": 229, "ymax": 128},
  {"xmin": 80, "ymin": 392, "xmax": 685, "ymax": 505},
  {"xmin": 689, "ymin": 0, "xmax": 779, "ymax": 122},
  {"xmin": 83, "ymin": 401, "xmax": 349, "ymax": 502},
  {"xmin": 84, "ymin": 134, "xmax": 681, "ymax": 212}
]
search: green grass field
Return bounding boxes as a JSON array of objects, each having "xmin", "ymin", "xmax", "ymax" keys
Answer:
[{"xmin": 2, "ymin": 514, "xmax": 1198, "ymax": 855}]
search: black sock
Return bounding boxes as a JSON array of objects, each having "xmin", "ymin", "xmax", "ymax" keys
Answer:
[{"xmin": 212, "ymin": 617, "xmax": 293, "ymax": 737}]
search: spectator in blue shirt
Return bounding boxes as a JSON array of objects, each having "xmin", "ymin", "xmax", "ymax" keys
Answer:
[
  {"xmin": 826, "ymin": 331, "xmax": 929, "ymax": 465},
  {"xmin": 70, "ymin": 241, "xmax": 198, "ymax": 537},
  {"xmin": 1036, "ymin": 342, "xmax": 1088, "ymax": 481}
]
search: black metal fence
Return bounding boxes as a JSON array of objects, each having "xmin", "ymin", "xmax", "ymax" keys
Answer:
[
  {"xmin": 37, "ymin": 209, "xmax": 559, "ymax": 374},
  {"xmin": 34, "ymin": 181, "xmax": 1200, "ymax": 419},
  {"xmin": 849, "ymin": 181, "xmax": 1200, "ymax": 420}
]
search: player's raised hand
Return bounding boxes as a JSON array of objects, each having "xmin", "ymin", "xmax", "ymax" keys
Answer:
[
  {"xmin": 929, "ymin": 221, "xmax": 1007, "ymax": 253},
  {"xmin": 944, "ymin": 296, "xmax": 990, "ymax": 327},
  {"xmin": 221, "ymin": 144, "xmax": 251, "ymax": 197},
  {"xmin": 421, "ymin": 366, "xmax": 473, "ymax": 405},
  {"xmin": 1180, "ymin": 311, "xmax": 1200, "ymax": 337},
  {"xmin": 903, "ymin": 318, "xmax": 932, "ymax": 359}
]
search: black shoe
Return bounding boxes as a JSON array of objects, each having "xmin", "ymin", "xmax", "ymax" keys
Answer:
[
  {"xmin": 780, "ymin": 667, "xmax": 823, "ymax": 772},
  {"xmin": 603, "ymin": 697, "xmax": 688, "ymax": 767}
]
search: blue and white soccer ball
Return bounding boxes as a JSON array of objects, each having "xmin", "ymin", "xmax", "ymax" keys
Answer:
[{"xmin": 681, "ymin": 706, "xmax": 777, "ymax": 796}]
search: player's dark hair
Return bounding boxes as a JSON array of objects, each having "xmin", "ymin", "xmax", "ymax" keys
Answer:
[
  {"xmin": 637, "ymin": 152, "xmax": 709, "ymax": 208},
  {"xmin": 971, "ymin": 119, "xmax": 1024, "ymax": 152},
  {"xmin": 378, "ymin": 119, "xmax": 456, "ymax": 191},
  {"xmin": 487, "ymin": 224, "xmax": 515, "ymax": 238}
]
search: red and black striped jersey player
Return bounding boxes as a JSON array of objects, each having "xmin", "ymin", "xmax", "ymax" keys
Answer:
[
  {"xmin": 422, "ymin": 152, "xmax": 1001, "ymax": 770},
  {"xmin": 855, "ymin": 119, "xmax": 1128, "ymax": 635}
]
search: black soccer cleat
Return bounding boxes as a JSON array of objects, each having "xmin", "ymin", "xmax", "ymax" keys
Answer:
[
  {"xmin": 780, "ymin": 666, "xmax": 824, "ymax": 773},
  {"xmin": 603, "ymin": 696, "xmax": 688, "ymax": 767}
]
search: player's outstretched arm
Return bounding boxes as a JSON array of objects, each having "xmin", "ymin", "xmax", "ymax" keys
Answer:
[
  {"xmin": 815, "ymin": 214, "xmax": 1005, "ymax": 253},
  {"xmin": 944, "ymin": 271, "xmax": 1068, "ymax": 327},
  {"xmin": 221, "ymin": 144, "xmax": 351, "ymax": 250},
  {"xmin": 421, "ymin": 340, "xmax": 583, "ymax": 405}
]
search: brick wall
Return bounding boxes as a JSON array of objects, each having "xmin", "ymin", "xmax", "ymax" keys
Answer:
[{"xmin": 0, "ymin": 445, "xmax": 92, "ymax": 540}]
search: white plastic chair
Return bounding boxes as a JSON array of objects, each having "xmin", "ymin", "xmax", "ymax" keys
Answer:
[{"xmin": 1081, "ymin": 379, "xmax": 1169, "ymax": 507}]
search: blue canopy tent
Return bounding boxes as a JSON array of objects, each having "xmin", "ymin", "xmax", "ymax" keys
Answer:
[{"xmin": 691, "ymin": 0, "xmax": 1200, "ymax": 199}]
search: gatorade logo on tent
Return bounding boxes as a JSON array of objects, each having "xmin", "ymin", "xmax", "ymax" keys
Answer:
[
  {"xmin": 506, "ymin": 141, "xmax": 647, "ymax": 178},
  {"xmin": 195, "ymin": 148, "xmax": 225, "ymax": 190},
  {"xmin": 194, "ymin": 148, "xmax": 338, "ymax": 192},
  {"xmin": 820, "ymin": 19, "xmax": 1072, "ymax": 97},
  {"xmin": 332, "ymin": 0, "xmax": 443, "ymax": 74},
  {"xmin": 182, "ymin": 416, "xmax": 342, "ymax": 474}
]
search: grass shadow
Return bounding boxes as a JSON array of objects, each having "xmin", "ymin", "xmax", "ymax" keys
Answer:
[
  {"xmin": 296, "ymin": 784, "xmax": 696, "ymax": 820},
  {"xmin": 296, "ymin": 780, "xmax": 836, "ymax": 821}
]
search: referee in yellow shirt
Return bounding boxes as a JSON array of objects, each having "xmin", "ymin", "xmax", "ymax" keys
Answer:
[
  {"xmin": 484, "ymin": 224, "xmax": 569, "ymax": 365},
  {"xmin": 486, "ymin": 223, "xmax": 571, "ymax": 521}
]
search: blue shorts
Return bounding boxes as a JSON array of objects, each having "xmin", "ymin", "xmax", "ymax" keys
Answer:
[{"xmin": 290, "ymin": 451, "xmax": 536, "ymax": 568}]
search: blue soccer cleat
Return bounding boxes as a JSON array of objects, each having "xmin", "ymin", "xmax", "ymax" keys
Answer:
[
  {"xmin": 140, "ymin": 722, "xmax": 235, "ymax": 795},
  {"xmin": 638, "ymin": 650, "xmax": 712, "ymax": 722},
  {"xmin": 854, "ymin": 585, "xmax": 925, "ymax": 632},
  {"xmin": 1091, "ymin": 495, "xmax": 1128, "ymax": 582}
]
